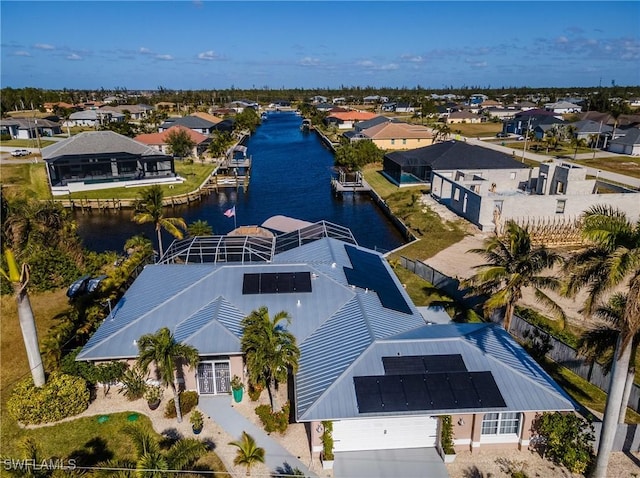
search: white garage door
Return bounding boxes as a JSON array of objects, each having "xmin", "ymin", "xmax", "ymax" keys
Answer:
[{"xmin": 333, "ymin": 416, "xmax": 438, "ymax": 452}]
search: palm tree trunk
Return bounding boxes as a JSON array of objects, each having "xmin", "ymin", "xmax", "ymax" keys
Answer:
[
  {"xmin": 15, "ymin": 286, "xmax": 45, "ymax": 387},
  {"xmin": 172, "ymin": 383, "xmax": 183, "ymax": 423},
  {"xmin": 267, "ymin": 379, "xmax": 279, "ymax": 412},
  {"xmin": 590, "ymin": 335, "xmax": 632, "ymax": 478},
  {"xmin": 503, "ymin": 302, "xmax": 514, "ymax": 332},
  {"xmin": 156, "ymin": 225, "xmax": 164, "ymax": 259},
  {"xmin": 618, "ymin": 366, "xmax": 634, "ymax": 424}
]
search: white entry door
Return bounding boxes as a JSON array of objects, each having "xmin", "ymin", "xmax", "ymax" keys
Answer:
[
  {"xmin": 333, "ymin": 416, "xmax": 438, "ymax": 452},
  {"xmin": 197, "ymin": 362, "xmax": 230, "ymax": 394}
]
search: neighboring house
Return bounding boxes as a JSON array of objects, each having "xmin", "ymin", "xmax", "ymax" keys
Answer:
[
  {"xmin": 229, "ymin": 100, "xmax": 259, "ymax": 112},
  {"xmin": 43, "ymin": 101, "xmax": 77, "ymax": 113},
  {"xmin": 503, "ymin": 109, "xmax": 563, "ymax": 136},
  {"xmin": 363, "ymin": 95, "xmax": 388, "ymax": 104},
  {"xmin": 533, "ymin": 117, "xmax": 568, "ymax": 140},
  {"xmin": 134, "ymin": 125, "xmax": 210, "ymax": 157},
  {"xmin": 382, "ymin": 141, "xmax": 529, "ymax": 187},
  {"xmin": 469, "ymin": 94, "xmax": 488, "ymax": 105},
  {"xmin": 159, "ymin": 115, "xmax": 217, "ymax": 135},
  {"xmin": 479, "ymin": 99, "xmax": 502, "ymax": 108},
  {"xmin": 608, "ymin": 127, "xmax": 640, "ymax": 156},
  {"xmin": 191, "ymin": 111, "xmax": 225, "ymax": 125},
  {"xmin": 42, "ymin": 131, "xmax": 179, "ymax": 195},
  {"xmin": 314, "ymin": 102, "xmax": 335, "ymax": 113},
  {"xmin": 431, "ymin": 159, "xmax": 640, "ymax": 231},
  {"xmin": 568, "ymin": 120, "xmax": 614, "ymax": 144},
  {"xmin": 76, "ymin": 219, "xmax": 575, "ymax": 460},
  {"xmin": 0, "ymin": 117, "xmax": 62, "ymax": 139},
  {"xmin": 357, "ymin": 121, "xmax": 435, "ymax": 150},
  {"xmin": 343, "ymin": 116, "xmax": 397, "ymax": 142},
  {"xmin": 155, "ymin": 102, "xmax": 177, "ymax": 112},
  {"xmin": 99, "ymin": 104, "xmax": 154, "ymax": 120},
  {"xmin": 381, "ymin": 102, "xmax": 397, "ymax": 112},
  {"xmin": 514, "ymin": 101, "xmax": 537, "ymax": 111},
  {"xmin": 65, "ymin": 110, "xmax": 125, "ymax": 128},
  {"xmin": 482, "ymin": 108, "xmax": 516, "ymax": 120},
  {"xmin": 544, "ymin": 101, "xmax": 582, "ymax": 114},
  {"xmin": 395, "ymin": 103, "xmax": 415, "ymax": 113},
  {"xmin": 446, "ymin": 111, "xmax": 482, "ymax": 124},
  {"xmin": 332, "ymin": 97, "xmax": 347, "ymax": 105},
  {"xmin": 325, "ymin": 111, "xmax": 378, "ymax": 129},
  {"xmin": 311, "ymin": 95, "xmax": 328, "ymax": 104}
]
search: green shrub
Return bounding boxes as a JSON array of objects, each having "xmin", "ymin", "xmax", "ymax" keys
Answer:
[
  {"xmin": 7, "ymin": 373, "xmax": 90, "ymax": 425},
  {"xmin": 532, "ymin": 412, "xmax": 594, "ymax": 474},
  {"xmin": 164, "ymin": 390, "xmax": 199, "ymax": 418},
  {"xmin": 321, "ymin": 420, "xmax": 334, "ymax": 460},
  {"xmin": 119, "ymin": 366, "xmax": 147, "ymax": 401},
  {"xmin": 255, "ymin": 402, "xmax": 290, "ymax": 433},
  {"xmin": 248, "ymin": 382, "xmax": 263, "ymax": 401},
  {"xmin": 440, "ymin": 415, "xmax": 455, "ymax": 454}
]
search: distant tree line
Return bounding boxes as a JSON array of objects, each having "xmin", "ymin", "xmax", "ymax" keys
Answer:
[{"xmin": 2, "ymin": 85, "xmax": 639, "ymax": 117}]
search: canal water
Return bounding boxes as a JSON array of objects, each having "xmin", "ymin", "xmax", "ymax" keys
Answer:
[{"xmin": 74, "ymin": 111, "xmax": 405, "ymax": 253}]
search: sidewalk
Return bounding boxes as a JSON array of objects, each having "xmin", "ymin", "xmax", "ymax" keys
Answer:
[{"xmin": 199, "ymin": 395, "xmax": 320, "ymax": 478}]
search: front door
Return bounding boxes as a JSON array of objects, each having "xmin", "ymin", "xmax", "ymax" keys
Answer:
[{"xmin": 197, "ymin": 362, "xmax": 230, "ymax": 395}]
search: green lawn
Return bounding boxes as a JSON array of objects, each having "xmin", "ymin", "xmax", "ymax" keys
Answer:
[
  {"xmin": 67, "ymin": 162, "xmax": 216, "ymax": 200},
  {"xmin": 573, "ymin": 155, "xmax": 640, "ymax": 179},
  {"xmin": 0, "ymin": 138, "xmax": 56, "ymax": 148},
  {"xmin": 0, "ymin": 162, "xmax": 52, "ymax": 199}
]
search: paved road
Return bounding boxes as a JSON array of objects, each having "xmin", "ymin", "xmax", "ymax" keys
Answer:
[{"xmin": 465, "ymin": 136, "xmax": 640, "ymax": 190}]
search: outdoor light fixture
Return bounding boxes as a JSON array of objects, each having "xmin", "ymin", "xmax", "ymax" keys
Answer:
[
  {"xmin": 458, "ymin": 418, "xmax": 465, "ymax": 426},
  {"xmin": 316, "ymin": 424, "xmax": 324, "ymax": 434}
]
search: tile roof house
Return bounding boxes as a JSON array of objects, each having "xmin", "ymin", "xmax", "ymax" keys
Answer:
[
  {"xmin": 446, "ymin": 111, "xmax": 483, "ymax": 124},
  {"xmin": 134, "ymin": 125, "xmax": 211, "ymax": 157},
  {"xmin": 324, "ymin": 111, "xmax": 378, "ymax": 129},
  {"xmin": 159, "ymin": 115, "xmax": 218, "ymax": 135},
  {"xmin": 77, "ymin": 220, "xmax": 575, "ymax": 459},
  {"xmin": 356, "ymin": 121, "xmax": 435, "ymax": 150},
  {"xmin": 42, "ymin": 131, "xmax": 180, "ymax": 195}
]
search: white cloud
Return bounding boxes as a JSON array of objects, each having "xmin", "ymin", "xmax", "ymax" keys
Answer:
[
  {"xmin": 34, "ymin": 43, "xmax": 55, "ymax": 50},
  {"xmin": 155, "ymin": 54, "xmax": 173, "ymax": 61},
  {"xmin": 14, "ymin": 50, "xmax": 31, "ymax": 57},
  {"xmin": 299, "ymin": 56, "xmax": 320, "ymax": 66},
  {"xmin": 67, "ymin": 53, "xmax": 82, "ymax": 61},
  {"xmin": 139, "ymin": 47, "xmax": 152, "ymax": 55},
  {"xmin": 401, "ymin": 54, "xmax": 425, "ymax": 63},
  {"xmin": 556, "ymin": 36, "xmax": 569, "ymax": 44},
  {"xmin": 356, "ymin": 60, "xmax": 374, "ymax": 67},
  {"xmin": 198, "ymin": 50, "xmax": 220, "ymax": 61}
]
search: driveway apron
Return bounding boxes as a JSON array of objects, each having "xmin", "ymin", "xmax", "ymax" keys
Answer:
[{"xmin": 334, "ymin": 448, "xmax": 450, "ymax": 478}]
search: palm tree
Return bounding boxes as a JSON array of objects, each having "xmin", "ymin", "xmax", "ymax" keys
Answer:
[
  {"xmin": 187, "ymin": 220, "xmax": 213, "ymax": 237},
  {"xmin": 94, "ymin": 425, "xmax": 207, "ymax": 477},
  {"xmin": 131, "ymin": 185, "xmax": 186, "ymax": 258},
  {"xmin": 578, "ymin": 293, "xmax": 638, "ymax": 424},
  {"xmin": 241, "ymin": 306, "xmax": 300, "ymax": 412},
  {"xmin": 229, "ymin": 431, "xmax": 265, "ymax": 477},
  {"xmin": 463, "ymin": 221, "xmax": 566, "ymax": 332},
  {"xmin": 432, "ymin": 122, "xmax": 451, "ymax": 143},
  {"xmin": 563, "ymin": 205, "xmax": 640, "ymax": 478},
  {"xmin": 1, "ymin": 249, "xmax": 45, "ymax": 387},
  {"xmin": 136, "ymin": 327, "xmax": 199, "ymax": 423}
]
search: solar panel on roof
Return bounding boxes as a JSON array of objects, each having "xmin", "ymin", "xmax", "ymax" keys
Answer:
[
  {"xmin": 242, "ymin": 272, "xmax": 312, "ymax": 294},
  {"xmin": 382, "ymin": 354, "xmax": 467, "ymax": 375},
  {"xmin": 354, "ymin": 371, "xmax": 506, "ymax": 413},
  {"xmin": 343, "ymin": 245, "xmax": 412, "ymax": 314}
]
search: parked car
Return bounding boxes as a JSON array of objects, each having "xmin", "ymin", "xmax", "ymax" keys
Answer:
[
  {"xmin": 86, "ymin": 275, "xmax": 108, "ymax": 293},
  {"xmin": 66, "ymin": 275, "xmax": 91, "ymax": 299},
  {"xmin": 11, "ymin": 149, "xmax": 30, "ymax": 157},
  {"xmin": 496, "ymin": 132, "xmax": 508, "ymax": 138}
]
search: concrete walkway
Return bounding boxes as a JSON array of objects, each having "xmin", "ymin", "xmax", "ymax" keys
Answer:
[{"xmin": 199, "ymin": 395, "xmax": 319, "ymax": 477}]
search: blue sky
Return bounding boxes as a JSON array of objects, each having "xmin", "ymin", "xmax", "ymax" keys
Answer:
[{"xmin": 1, "ymin": 1, "xmax": 639, "ymax": 90}]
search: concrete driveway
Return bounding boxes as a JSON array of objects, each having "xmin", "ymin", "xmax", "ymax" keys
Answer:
[{"xmin": 334, "ymin": 447, "xmax": 449, "ymax": 478}]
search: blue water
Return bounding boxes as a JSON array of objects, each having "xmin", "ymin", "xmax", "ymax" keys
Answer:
[{"xmin": 75, "ymin": 111, "xmax": 405, "ymax": 253}]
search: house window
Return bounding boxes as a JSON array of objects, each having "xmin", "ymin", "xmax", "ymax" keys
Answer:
[
  {"xmin": 510, "ymin": 172, "xmax": 517, "ymax": 180},
  {"xmin": 481, "ymin": 412, "xmax": 521, "ymax": 436},
  {"xmin": 453, "ymin": 189, "xmax": 460, "ymax": 201},
  {"xmin": 556, "ymin": 199, "xmax": 566, "ymax": 214},
  {"xmin": 391, "ymin": 139, "xmax": 395, "ymax": 145},
  {"xmin": 402, "ymin": 139, "xmax": 407, "ymax": 145},
  {"xmin": 197, "ymin": 361, "xmax": 230, "ymax": 395}
]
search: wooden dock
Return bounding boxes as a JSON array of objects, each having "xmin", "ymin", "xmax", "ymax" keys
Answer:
[{"xmin": 331, "ymin": 177, "xmax": 372, "ymax": 193}]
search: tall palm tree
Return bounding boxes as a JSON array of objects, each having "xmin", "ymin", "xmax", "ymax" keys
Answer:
[
  {"xmin": 241, "ymin": 306, "xmax": 300, "ymax": 412},
  {"xmin": 229, "ymin": 431, "xmax": 265, "ymax": 477},
  {"xmin": 136, "ymin": 327, "xmax": 199, "ymax": 423},
  {"xmin": 94, "ymin": 425, "xmax": 207, "ymax": 477},
  {"xmin": 463, "ymin": 221, "xmax": 566, "ymax": 332},
  {"xmin": 187, "ymin": 220, "xmax": 213, "ymax": 237},
  {"xmin": 578, "ymin": 293, "xmax": 638, "ymax": 424},
  {"xmin": 131, "ymin": 185, "xmax": 186, "ymax": 258},
  {"xmin": 1, "ymin": 249, "xmax": 45, "ymax": 387},
  {"xmin": 563, "ymin": 205, "xmax": 640, "ymax": 478}
]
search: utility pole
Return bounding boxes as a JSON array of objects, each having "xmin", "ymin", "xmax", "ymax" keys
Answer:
[{"xmin": 520, "ymin": 115, "xmax": 532, "ymax": 163}]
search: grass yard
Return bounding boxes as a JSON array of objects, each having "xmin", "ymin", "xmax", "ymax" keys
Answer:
[
  {"xmin": 67, "ymin": 162, "xmax": 216, "ymax": 200},
  {"xmin": 0, "ymin": 138, "xmax": 56, "ymax": 148},
  {"xmin": 0, "ymin": 162, "xmax": 52, "ymax": 199},
  {"xmin": 448, "ymin": 122, "xmax": 503, "ymax": 138},
  {"xmin": 573, "ymin": 155, "xmax": 640, "ymax": 179}
]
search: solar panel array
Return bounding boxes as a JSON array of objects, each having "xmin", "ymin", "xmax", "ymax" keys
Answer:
[
  {"xmin": 343, "ymin": 245, "xmax": 412, "ymax": 314},
  {"xmin": 382, "ymin": 354, "xmax": 467, "ymax": 375},
  {"xmin": 354, "ymin": 371, "xmax": 506, "ymax": 413},
  {"xmin": 242, "ymin": 272, "xmax": 312, "ymax": 294}
]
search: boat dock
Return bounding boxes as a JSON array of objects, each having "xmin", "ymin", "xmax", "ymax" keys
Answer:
[{"xmin": 331, "ymin": 170, "xmax": 372, "ymax": 193}]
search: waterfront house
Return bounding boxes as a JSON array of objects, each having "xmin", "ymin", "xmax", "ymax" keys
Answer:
[
  {"xmin": 324, "ymin": 111, "xmax": 378, "ymax": 129},
  {"xmin": 356, "ymin": 121, "xmax": 435, "ymax": 150},
  {"xmin": 76, "ymin": 219, "xmax": 575, "ymax": 462},
  {"xmin": 159, "ymin": 115, "xmax": 218, "ymax": 135},
  {"xmin": 99, "ymin": 104, "xmax": 154, "ymax": 121},
  {"xmin": 42, "ymin": 130, "xmax": 180, "ymax": 195},
  {"xmin": 65, "ymin": 109, "xmax": 125, "ymax": 128},
  {"xmin": 382, "ymin": 141, "xmax": 528, "ymax": 186},
  {"xmin": 544, "ymin": 100, "xmax": 582, "ymax": 114},
  {"xmin": 134, "ymin": 125, "xmax": 210, "ymax": 158}
]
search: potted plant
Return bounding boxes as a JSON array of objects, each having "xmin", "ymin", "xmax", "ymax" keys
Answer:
[
  {"xmin": 144, "ymin": 385, "xmax": 163, "ymax": 410},
  {"xmin": 190, "ymin": 409, "xmax": 204, "ymax": 434},
  {"xmin": 231, "ymin": 375, "xmax": 244, "ymax": 403},
  {"xmin": 320, "ymin": 421, "xmax": 334, "ymax": 470},
  {"xmin": 440, "ymin": 415, "xmax": 456, "ymax": 463}
]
